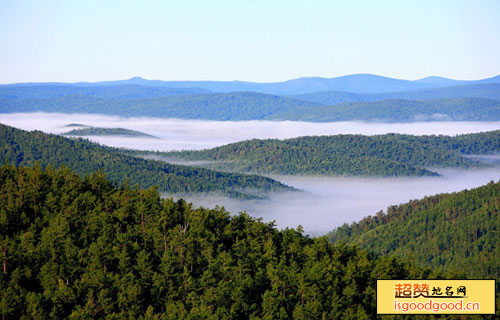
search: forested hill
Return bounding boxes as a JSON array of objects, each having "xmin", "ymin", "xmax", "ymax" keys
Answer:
[
  {"xmin": 145, "ymin": 131, "xmax": 500, "ymax": 177},
  {"xmin": 0, "ymin": 164, "xmax": 446, "ymax": 319},
  {"xmin": 0, "ymin": 84, "xmax": 211, "ymax": 99},
  {"xmin": 2, "ymin": 94, "xmax": 500, "ymax": 122},
  {"xmin": 63, "ymin": 127, "xmax": 157, "ymax": 138},
  {"xmin": 0, "ymin": 92, "xmax": 323, "ymax": 120},
  {"xmin": 328, "ymin": 179, "xmax": 500, "ymax": 283},
  {"xmin": 0, "ymin": 124, "xmax": 293, "ymax": 199},
  {"xmin": 268, "ymin": 97, "xmax": 500, "ymax": 122}
]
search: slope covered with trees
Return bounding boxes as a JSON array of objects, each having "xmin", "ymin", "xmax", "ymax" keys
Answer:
[
  {"xmin": 147, "ymin": 131, "xmax": 500, "ymax": 177},
  {"xmin": 0, "ymin": 84, "xmax": 211, "ymax": 100},
  {"xmin": 0, "ymin": 92, "xmax": 322, "ymax": 120},
  {"xmin": 269, "ymin": 97, "xmax": 500, "ymax": 122},
  {"xmin": 63, "ymin": 127, "xmax": 156, "ymax": 138},
  {"xmin": 328, "ymin": 180, "xmax": 500, "ymax": 282},
  {"xmin": 3, "ymin": 95, "xmax": 499, "ymax": 122},
  {"xmin": 0, "ymin": 124, "xmax": 292, "ymax": 199},
  {"xmin": 0, "ymin": 164, "xmax": 448, "ymax": 319}
]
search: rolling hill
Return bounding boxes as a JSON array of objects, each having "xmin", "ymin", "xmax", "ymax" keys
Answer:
[
  {"xmin": 2, "ymin": 93, "xmax": 500, "ymax": 122},
  {"xmin": 0, "ymin": 92, "xmax": 323, "ymax": 120},
  {"xmin": 138, "ymin": 131, "xmax": 500, "ymax": 177},
  {"xmin": 2, "ymin": 74, "xmax": 500, "ymax": 122},
  {"xmin": 292, "ymin": 83, "xmax": 500, "ymax": 105},
  {"xmin": 269, "ymin": 97, "xmax": 500, "ymax": 122},
  {"xmin": 0, "ymin": 124, "xmax": 293, "ymax": 199},
  {"xmin": 0, "ymin": 84, "xmax": 210, "ymax": 100}
]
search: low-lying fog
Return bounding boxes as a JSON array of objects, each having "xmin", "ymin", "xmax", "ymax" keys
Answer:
[
  {"xmin": 2, "ymin": 112, "xmax": 500, "ymax": 235},
  {"xmin": 2, "ymin": 112, "xmax": 500, "ymax": 151},
  {"xmin": 181, "ymin": 168, "xmax": 500, "ymax": 236}
]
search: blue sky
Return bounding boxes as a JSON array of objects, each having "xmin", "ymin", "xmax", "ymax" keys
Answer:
[{"xmin": 1, "ymin": 0, "xmax": 499, "ymax": 83}]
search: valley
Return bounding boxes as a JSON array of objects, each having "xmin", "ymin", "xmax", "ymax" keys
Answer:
[{"xmin": 2, "ymin": 112, "xmax": 500, "ymax": 235}]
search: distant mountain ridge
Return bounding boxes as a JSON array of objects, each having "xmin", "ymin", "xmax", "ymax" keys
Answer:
[
  {"xmin": 4, "ymin": 73, "xmax": 500, "ymax": 95},
  {"xmin": 292, "ymin": 83, "xmax": 500, "ymax": 105},
  {"xmin": 2, "ymin": 73, "xmax": 500, "ymax": 122}
]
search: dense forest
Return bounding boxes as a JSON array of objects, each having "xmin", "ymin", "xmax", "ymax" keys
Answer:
[
  {"xmin": 0, "ymin": 92, "xmax": 323, "ymax": 120},
  {"xmin": 328, "ymin": 179, "xmax": 500, "ymax": 283},
  {"xmin": 328, "ymin": 179, "xmax": 500, "ymax": 318},
  {"xmin": 0, "ymin": 164, "xmax": 461, "ymax": 319},
  {"xmin": 145, "ymin": 131, "xmax": 500, "ymax": 176},
  {"xmin": 0, "ymin": 124, "xmax": 292, "ymax": 199},
  {"xmin": 2, "ymin": 95, "xmax": 500, "ymax": 122},
  {"xmin": 269, "ymin": 97, "xmax": 500, "ymax": 122},
  {"xmin": 0, "ymin": 84, "xmax": 210, "ymax": 100},
  {"xmin": 63, "ymin": 127, "xmax": 156, "ymax": 138}
]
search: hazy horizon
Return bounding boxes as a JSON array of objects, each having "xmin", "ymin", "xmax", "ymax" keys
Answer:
[
  {"xmin": 2, "ymin": 73, "xmax": 500, "ymax": 86},
  {"xmin": 2, "ymin": 112, "xmax": 500, "ymax": 151},
  {"xmin": 0, "ymin": 112, "xmax": 500, "ymax": 151}
]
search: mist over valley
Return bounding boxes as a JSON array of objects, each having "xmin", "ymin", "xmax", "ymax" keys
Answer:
[
  {"xmin": 2, "ymin": 112, "xmax": 500, "ymax": 235},
  {"xmin": 2, "ymin": 112, "xmax": 500, "ymax": 151},
  {"xmin": 175, "ymin": 168, "xmax": 500, "ymax": 235}
]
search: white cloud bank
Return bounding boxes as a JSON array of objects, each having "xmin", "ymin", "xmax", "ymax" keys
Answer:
[{"xmin": 2, "ymin": 112, "xmax": 500, "ymax": 151}]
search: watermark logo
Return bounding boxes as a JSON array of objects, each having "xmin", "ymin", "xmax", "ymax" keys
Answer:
[{"xmin": 377, "ymin": 280, "xmax": 495, "ymax": 314}]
